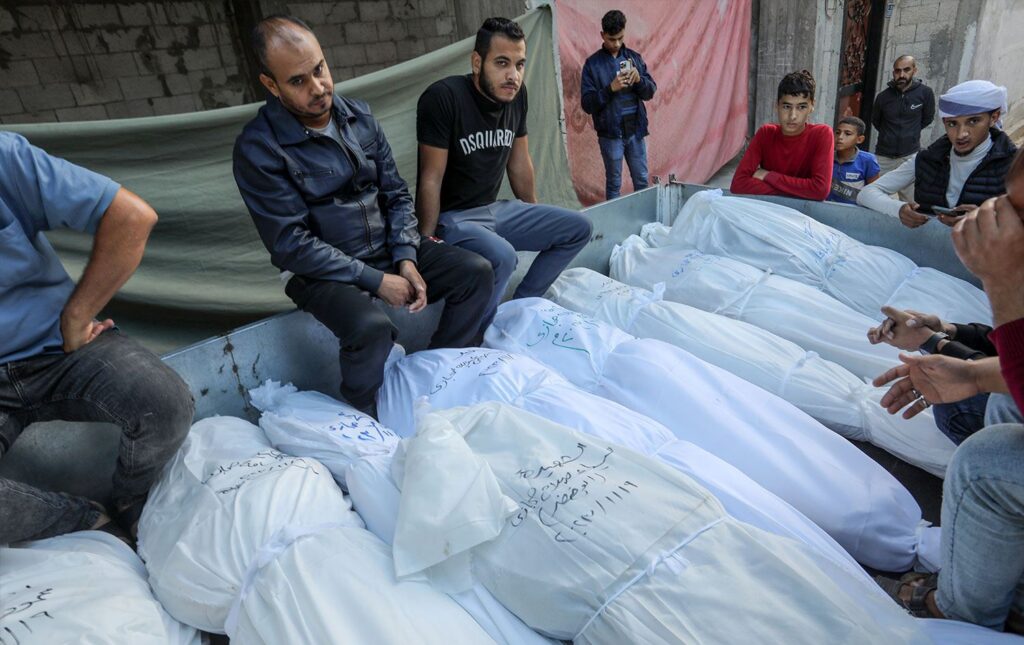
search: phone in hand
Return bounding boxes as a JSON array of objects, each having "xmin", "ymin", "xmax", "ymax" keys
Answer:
[
  {"xmin": 931, "ymin": 205, "xmax": 960, "ymax": 218},
  {"xmin": 618, "ymin": 59, "xmax": 632, "ymax": 73}
]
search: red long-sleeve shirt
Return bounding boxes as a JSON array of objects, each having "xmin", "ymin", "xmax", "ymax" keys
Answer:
[
  {"xmin": 730, "ymin": 123, "xmax": 834, "ymax": 200},
  {"xmin": 991, "ymin": 318, "xmax": 1024, "ymax": 412}
]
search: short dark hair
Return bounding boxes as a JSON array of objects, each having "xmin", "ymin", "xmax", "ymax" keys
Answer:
[
  {"xmin": 474, "ymin": 17, "xmax": 525, "ymax": 60},
  {"xmin": 777, "ymin": 69, "xmax": 816, "ymax": 101},
  {"xmin": 252, "ymin": 15, "xmax": 314, "ymax": 77},
  {"xmin": 837, "ymin": 116, "xmax": 866, "ymax": 136},
  {"xmin": 601, "ymin": 10, "xmax": 626, "ymax": 34}
]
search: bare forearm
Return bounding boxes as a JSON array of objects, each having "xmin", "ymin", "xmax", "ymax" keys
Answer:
[
  {"xmin": 970, "ymin": 356, "xmax": 1009, "ymax": 394},
  {"xmin": 416, "ymin": 180, "xmax": 442, "ymax": 236},
  {"xmin": 65, "ymin": 188, "xmax": 156, "ymax": 320},
  {"xmin": 508, "ymin": 162, "xmax": 537, "ymax": 203},
  {"xmin": 984, "ymin": 282, "xmax": 1024, "ymax": 328}
]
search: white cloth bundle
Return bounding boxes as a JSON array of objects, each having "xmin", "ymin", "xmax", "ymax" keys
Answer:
[
  {"xmin": 393, "ymin": 402, "xmax": 928, "ymax": 644},
  {"xmin": 658, "ymin": 189, "xmax": 990, "ymax": 324},
  {"xmin": 0, "ymin": 532, "xmax": 200, "ymax": 644},
  {"xmin": 249, "ymin": 380, "xmax": 400, "ymax": 489},
  {"xmin": 611, "ymin": 234, "xmax": 902, "ymax": 380},
  {"xmin": 379, "ymin": 345, "xmax": 885, "ymax": 573},
  {"xmin": 250, "ymin": 382, "xmax": 555, "ymax": 645},
  {"xmin": 485, "ymin": 297, "xmax": 935, "ymax": 571},
  {"xmin": 546, "ymin": 268, "xmax": 956, "ymax": 483},
  {"xmin": 138, "ymin": 415, "xmax": 491, "ymax": 644}
]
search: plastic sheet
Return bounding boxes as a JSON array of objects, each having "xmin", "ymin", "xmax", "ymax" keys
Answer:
[
  {"xmin": 0, "ymin": 532, "xmax": 201, "ymax": 645},
  {"xmin": 251, "ymin": 382, "xmax": 556, "ymax": 645},
  {"xmin": 611, "ymin": 234, "xmax": 902, "ymax": 380},
  {"xmin": 486, "ymin": 297, "xmax": 933, "ymax": 571},
  {"xmin": 379, "ymin": 345, "xmax": 905, "ymax": 571},
  {"xmin": 393, "ymin": 403, "xmax": 928, "ymax": 643},
  {"xmin": 546, "ymin": 268, "xmax": 956, "ymax": 482},
  {"xmin": 138, "ymin": 416, "xmax": 491, "ymax": 643},
  {"xmin": 663, "ymin": 189, "xmax": 991, "ymax": 325}
]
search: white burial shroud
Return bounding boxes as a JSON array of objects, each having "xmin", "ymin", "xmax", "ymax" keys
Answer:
[
  {"xmin": 484, "ymin": 297, "xmax": 931, "ymax": 571},
  {"xmin": 391, "ymin": 402, "xmax": 928, "ymax": 644},
  {"xmin": 611, "ymin": 233, "xmax": 901, "ymax": 381},
  {"xmin": 545, "ymin": 268, "xmax": 957, "ymax": 481},
  {"xmin": 0, "ymin": 532, "xmax": 200, "ymax": 645},
  {"xmin": 657, "ymin": 188, "xmax": 991, "ymax": 325},
  {"xmin": 137, "ymin": 415, "xmax": 493, "ymax": 643},
  {"xmin": 249, "ymin": 380, "xmax": 557, "ymax": 645},
  {"xmin": 379, "ymin": 345, "xmax": 902, "ymax": 572}
]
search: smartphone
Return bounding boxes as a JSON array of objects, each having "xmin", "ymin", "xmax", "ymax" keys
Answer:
[
  {"xmin": 931, "ymin": 206, "xmax": 958, "ymax": 217},
  {"xmin": 618, "ymin": 59, "xmax": 632, "ymax": 73}
]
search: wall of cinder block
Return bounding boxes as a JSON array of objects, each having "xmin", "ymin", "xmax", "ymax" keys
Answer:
[{"xmin": 0, "ymin": 0, "xmax": 525, "ymax": 124}]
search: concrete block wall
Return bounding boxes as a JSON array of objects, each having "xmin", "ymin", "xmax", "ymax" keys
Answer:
[
  {"xmin": 0, "ymin": 0, "xmax": 527, "ymax": 124},
  {"xmin": 876, "ymin": 0, "xmax": 966, "ymax": 146},
  {"xmin": 0, "ymin": 2, "xmax": 251, "ymax": 124}
]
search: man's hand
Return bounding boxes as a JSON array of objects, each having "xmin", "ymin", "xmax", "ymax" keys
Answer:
[
  {"xmin": 867, "ymin": 306, "xmax": 948, "ymax": 350},
  {"xmin": 610, "ymin": 72, "xmax": 629, "ymax": 93},
  {"xmin": 898, "ymin": 202, "xmax": 930, "ymax": 228},
  {"xmin": 624, "ymin": 67, "xmax": 641, "ymax": 86},
  {"xmin": 398, "ymin": 260, "xmax": 428, "ymax": 313},
  {"xmin": 753, "ymin": 167, "xmax": 769, "ymax": 181},
  {"xmin": 60, "ymin": 311, "xmax": 115, "ymax": 352},
  {"xmin": 376, "ymin": 273, "xmax": 414, "ymax": 308},
  {"xmin": 873, "ymin": 353, "xmax": 981, "ymax": 419},
  {"xmin": 954, "ymin": 195, "xmax": 1024, "ymax": 289},
  {"xmin": 937, "ymin": 204, "xmax": 977, "ymax": 227}
]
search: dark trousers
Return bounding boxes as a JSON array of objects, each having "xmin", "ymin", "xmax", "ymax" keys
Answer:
[
  {"xmin": 285, "ymin": 239, "xmax": 493, "ymax": 411},
  {"xmin": 0, "ymin": 330, "xmax": 194, "ymax": 543}
]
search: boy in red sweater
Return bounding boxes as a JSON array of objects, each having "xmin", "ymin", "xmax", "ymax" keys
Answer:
[{"xmin": 730, "ymin": 70, "xmax": 834, "ymax": 200}]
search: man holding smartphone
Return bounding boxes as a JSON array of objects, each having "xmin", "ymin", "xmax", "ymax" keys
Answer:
[
  {"xmin": 581, "ymin": 10, "xmax": 657, "ymax": 200},
  {"xmin": 858, "ymin": 80, "xmax": 1017, "ymax": 229}
]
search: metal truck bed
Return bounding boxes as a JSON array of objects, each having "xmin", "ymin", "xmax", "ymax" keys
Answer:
[{"xmin": 0, "ymin": 183, "xmax": 962, "ymax": 517}]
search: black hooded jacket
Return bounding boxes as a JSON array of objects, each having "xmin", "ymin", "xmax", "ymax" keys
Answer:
[{"xmin": 872, "ymin": 78, "xmax": 936, "ymax": 157}]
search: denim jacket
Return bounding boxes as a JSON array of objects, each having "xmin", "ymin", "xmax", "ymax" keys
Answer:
[
  {"xmin": 233, "ymin": 95, "xmax": 419, "ymax": 292},
  {"xmin": 580, "ymin": 45, "xmax": 656, "ymax": 139}
]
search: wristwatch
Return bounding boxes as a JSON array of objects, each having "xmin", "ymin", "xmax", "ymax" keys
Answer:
[{"xmin": 919, "ymin": 332, "xmax": 949, "ymax": 355}]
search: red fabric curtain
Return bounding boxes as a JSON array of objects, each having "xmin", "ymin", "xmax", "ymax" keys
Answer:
[{"xmin": 557, "ymin": 0, "xmax": 751, "ymax": 205}]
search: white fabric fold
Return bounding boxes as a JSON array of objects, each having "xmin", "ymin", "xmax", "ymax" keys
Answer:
[
  {"xmin": 654, "ymin": 189, "xmax": 990, "ymax": 325},
  {"xmin": 546, "ymin": 268, "xmax": 955, "ymax": 479},
  {"xmin": 391, "ymin": 402, "xmax": 928, "ymax": 644}
]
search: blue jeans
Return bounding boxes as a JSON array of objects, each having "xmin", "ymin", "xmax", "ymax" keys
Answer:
[
  {"xmin": 934, "ymin": 393, "xmax": 991, "ymax": 445},
  {"xmin": 938, "ymin": 423, "xmax": 1024, "ymax": 629},
  {"xmin": 438, "ymin": 199, "xmax": 592, "ymax": 334},
  {"xmin": 0, "ymin": 330, "xmax": 193, "ymax": 543},
  {"xmin": 598, "ymin": 134, "xmax": 649, "ymax": 200}
]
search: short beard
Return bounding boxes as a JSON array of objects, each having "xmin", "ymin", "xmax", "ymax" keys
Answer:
[{"xmin": 478, "ymin": 71, "xmax": 504, "ymax": 103}]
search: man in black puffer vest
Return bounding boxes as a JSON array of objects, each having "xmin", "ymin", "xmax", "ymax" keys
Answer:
[{"xmin": 859, "ymin": 80, "xmax": 1017, "ymax": 229}]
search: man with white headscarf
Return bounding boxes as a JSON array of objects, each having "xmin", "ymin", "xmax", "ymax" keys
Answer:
[{"xmin": 859, "ymin": 80, "xmax": 1017, "ymax": 229}]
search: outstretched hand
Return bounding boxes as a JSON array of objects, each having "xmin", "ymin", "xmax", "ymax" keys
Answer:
[{"xmin": 873, "ymin": 353, "xmax": 979, "ymax": 419}]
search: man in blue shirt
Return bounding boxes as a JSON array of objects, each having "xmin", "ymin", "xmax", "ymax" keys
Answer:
[
  {"xmin": 233, "ymin": 16, "xmax": 493, "ymax": 416},
  {"xmin": 581, "ymin": 10, "xmax": 657, "ymax": 200},
  {"xmin": 0, "ymin": 132, "xmax": 193, "ymax": 544},
  {"xmin": 829, "ymin": 116, "xmax": 881, "ymax": 204}
]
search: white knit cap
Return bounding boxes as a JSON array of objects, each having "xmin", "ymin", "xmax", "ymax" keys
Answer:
[{"xmin": 939, "ymin": 79, "xmax": 1008, "ymax": 127}]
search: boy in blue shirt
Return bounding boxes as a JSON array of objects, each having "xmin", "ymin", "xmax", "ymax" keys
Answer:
[{"xmin": 829, "ymin": 116, "xmax": 881, "ymax": 204}]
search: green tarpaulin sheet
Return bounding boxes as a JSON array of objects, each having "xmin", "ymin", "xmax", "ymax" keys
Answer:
[{"xmin": 7, "ymin": 7, "xmax": 576, "ymax": 354}]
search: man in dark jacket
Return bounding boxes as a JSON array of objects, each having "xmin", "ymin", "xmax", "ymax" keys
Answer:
[
  {"xmin": 872, "ymin": 55, "xmax": 936, "ymax": 200},
  {"xmin": 859, "ymin": 80, "xmax": 1016, "ymax": 229},
  {"xmin": 233, "ymin": 16, "xmax": 493, "ymax": 415},
  {"xmin": 580, "ymin": 9, "xmax": 657, "ymax": 201}
]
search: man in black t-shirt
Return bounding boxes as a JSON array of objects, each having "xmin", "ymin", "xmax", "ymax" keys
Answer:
[{"xmin": 416, "ymin": 17, "xmax": 592, "ymax": 333}]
